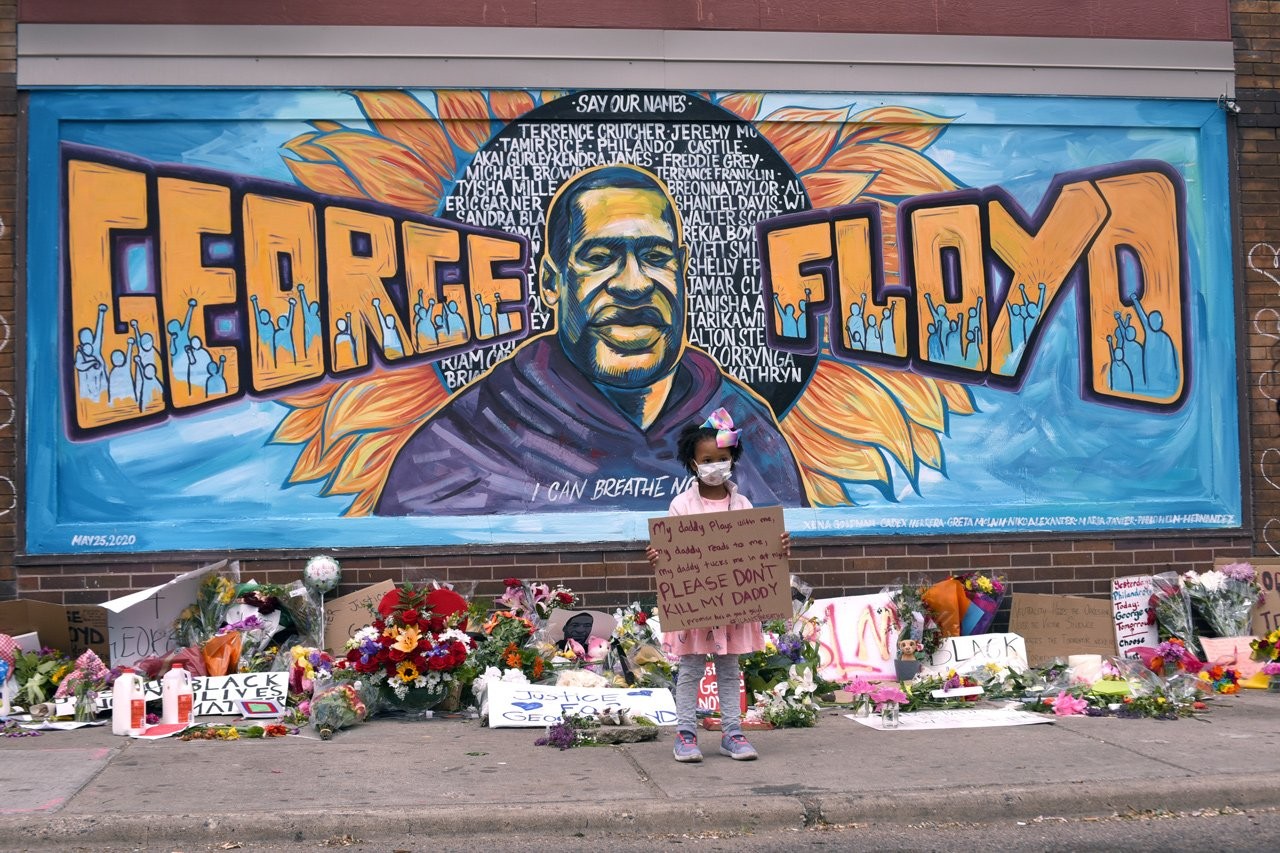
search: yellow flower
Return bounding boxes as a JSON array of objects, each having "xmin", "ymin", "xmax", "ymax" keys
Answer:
[
  {"xmin": 765, "ymin": 642, "xmax": 778, "ymax": 654},
  {"xmin": 51, "ymin": 663, "xmax": 72, "ymax": 684},
  {"xmin": 396, "ymin": 661, "xmax": 420, "ymax": 683},
  {"xmin": 392, "ymin": 625, "xmax": 422, "ymax": 653},
  {"xmin": 976, "ymin": 576, "xmax": 994, "ymax": 593}
]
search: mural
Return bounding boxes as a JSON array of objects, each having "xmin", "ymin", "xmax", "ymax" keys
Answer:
[{"xmin": 24, "ymin": 88, "xmax": 1239, "ymax": 554}]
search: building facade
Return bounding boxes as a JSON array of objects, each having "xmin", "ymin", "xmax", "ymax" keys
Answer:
[{"xmin": 2, "ymin": 2, "xmax": 1272, "ymax": 618}]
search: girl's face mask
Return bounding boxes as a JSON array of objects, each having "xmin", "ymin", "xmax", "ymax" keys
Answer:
[{"xmin": 696, "ymin": 461, "xmax": 733, "ymax": 486}]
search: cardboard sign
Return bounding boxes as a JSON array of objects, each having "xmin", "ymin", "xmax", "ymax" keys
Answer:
[
  {"xmin": 0, "ymin": 599, "xmax": 110, "ymax": 659},
  {"xmin": 803, "ymin": 593, "xmax": 897, "ymax": 683},
  {"xmin": 486, "ymin": 682, "xmax": 677, "ymax": 728},
  {"xmin": 98, "ymin": 672, "xmax": 287, "ymax": 717},
  {"xmin": 1009, "ymin": 593, "xmax": 1116, "ymax": 664},
  {"xmin": 922, "ymin": 633, "xmax": 1028, "ymax": 675},
  {"xmin": 1111, "ymin": 575, "xmax": 1158, "ymax": 658},
  {"xmin": 323, "ymin": 580, "xmax": 394, "ymax": 654},
  {"xmin": 649, "ymin": 506, "xmax": 791, "ymax": 632},
  {"xmin": 100, "ymin": 559, "xmax": 235, "ymax": 666},
  {"xmin": 696, "ymin": 660, "xmax": 748, "ymax": 714}
]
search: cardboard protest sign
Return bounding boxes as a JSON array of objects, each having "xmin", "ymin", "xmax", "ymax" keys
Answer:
[
  {"xmin": 696, "ymin": 659, "xmax": 748, "ymax": 714},
  {"xmin": 1111, "ymin": 575, "xmax": 1158, "ymax": 658},
  {"xmin": 0, "ymin": 599, "xmax": 109, "ymax": 659},
  {"xmin": 486, "ymin": 682, "xmax": 677, "ymax": 728},
  {"xmin": 100, "ymin": 560, "xmax": 235, "ymax": 666},
  {"xmin": 803, "ymin": 593, "xmax": 897, "ymax": 683},
  {"xmin": 98, "ymin": 672, "xmax": 287, "ymax": 717},
  {"xmin": 1009, "ymin": 593, "xmax": 1116, "ymax": 664},
  {"xmin": 922, "ymin": 633, "xmax": 1028, "ymax": 675},
  {"xmin": 649, "ymin": 506, "xmax": 790, "ymax": 632},
  {"xmin": 323, "ymin": 580, "xmax": 394, "ymax": 654}
]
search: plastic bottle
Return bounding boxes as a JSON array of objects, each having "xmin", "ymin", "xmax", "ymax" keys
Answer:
[
  {"xmin": 111, "ymin": 667, "xmax": 146, "ymax": 736},
  {"xmin": 161, "ymin": 663, "xmax": 194, "ymax": 725}
]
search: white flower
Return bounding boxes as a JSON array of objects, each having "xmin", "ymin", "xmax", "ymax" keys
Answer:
[
  {"xmin": 789, "ymin": 665, "xmax": 817, "ymax": 695},
  {"xmin": 1197, "ymin": 570, "xmax": 1227, "ymax": 593}
]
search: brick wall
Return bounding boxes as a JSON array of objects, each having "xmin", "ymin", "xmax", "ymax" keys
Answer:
[
  {"xmin": 0, "ymin": 2, "xmax": 1263, "ymax": 621},
  {"xmin": 0, "ymin": 0, "xmax": 16, "ymax": 602}
]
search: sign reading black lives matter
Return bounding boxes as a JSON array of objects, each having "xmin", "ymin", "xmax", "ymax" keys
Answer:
[{"xmin": 649, "ymin": 507, "xmax": 791, "ymax": 632}]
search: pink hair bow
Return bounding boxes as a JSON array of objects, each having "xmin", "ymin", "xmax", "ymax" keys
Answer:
[{"xmin": 701, "ymin": 407, "xmax": 741, "ymax": 448}]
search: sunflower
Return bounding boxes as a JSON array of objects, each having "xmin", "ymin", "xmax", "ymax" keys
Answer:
[
  {"xmin": 274, "ymin": 89, "xmax": 974, "ymax": 511},
  {"xmin": 396, "ymin": 660, "xmax": 421, "ymax": 684}
]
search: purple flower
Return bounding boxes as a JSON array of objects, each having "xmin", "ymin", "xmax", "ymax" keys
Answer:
[{"xmin": 1219, "ymin": 562, "xmax": 1257, "ymax": 583}]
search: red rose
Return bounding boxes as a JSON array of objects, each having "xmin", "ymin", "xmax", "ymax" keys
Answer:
[
  {"xmin": 634, "ymin": 611, "xmax": 648, "ymax": 625},
  {"xmin": 557, "ymin": 591, "xmax": 575, "ymax": 605},
  {"xmin": 388, "ymin": 647, "xmax": 407, "ymax": 662},
  {"xmin": 504, "ymin": 577, "xmax": 523, "ymax": 588},
  {"xmin": 402, "ymin": 609, "xmax": 420, "ymax": 625},
  {"xmin": 377, "ymin": 590, "xmax": 401, "ymax": 618}
]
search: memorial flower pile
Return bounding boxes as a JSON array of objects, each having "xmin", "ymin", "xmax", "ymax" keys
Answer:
[
  {"xmin": 12, "ymin": 646, "xmax": 72, "ymax": 707},
  {"xmin": 310, "ymin": 679, "xmax": 372, "ymax": 740},
  {"xmin": 344, "ymin": 584, "xmax": 474, "ymax": 706},
  {"xmin": 1183, "ymin": 563, "xmax": 1261, "ymax": 638},
  {"xmin": 1137, "ymin": 638, "xmax": 1203, "ymax": 677},
  {"xmin": 742, "ymin": 610, "xmax": 837, "ymax": 703}
]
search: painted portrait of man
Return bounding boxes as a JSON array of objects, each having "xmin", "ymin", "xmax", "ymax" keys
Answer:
[{"xmin": 376, "ymin": 164, "xmax": 806, "ymax": 515}]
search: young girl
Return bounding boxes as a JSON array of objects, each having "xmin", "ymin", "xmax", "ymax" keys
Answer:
[{"xmin": 647, "ymin": 407, "xmax": 791, "ymax": 763}]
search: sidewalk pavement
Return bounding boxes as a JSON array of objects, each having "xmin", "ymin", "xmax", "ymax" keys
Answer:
[{"xmin": 3, "ymin": 691, "xmax": 1279, "ymax": 847}]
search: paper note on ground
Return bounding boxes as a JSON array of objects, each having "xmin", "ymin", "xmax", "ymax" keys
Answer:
[{"xmin": 846, "ymin": 708, "xmax": 1053, "ymax": 730}]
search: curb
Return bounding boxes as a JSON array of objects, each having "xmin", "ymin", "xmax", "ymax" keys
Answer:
[{"xmin": 4, "ymin": 773, "xmax": 1278, "ymax": 845}]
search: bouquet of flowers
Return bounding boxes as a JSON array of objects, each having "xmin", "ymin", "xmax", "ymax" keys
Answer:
[
  {"xmin": 1183, "ymin": 563, "xmax": 1261, "ymax": 638},
  {"xmin": 608, "ymin": 602, "xmax": 674, "ymax": 687},
  {"xmin": 303, "ymin": 555, "xmax": 342, "ymax": 596},
  {"xmin": 287, "ymin": 645, "xmax": 334, "ymax": 702},
  {"xmin": 883, "ymin": 578, "xmax": 944, "ymax": 658},
  {"xmin": 954, "ymin": 571, "xmax": 1006, "ymax": 635},
  {"xmin": 13, "ymin": 647, "xmax": 73, "ymax": 708},
  {"xmin": 175, "ymin": 571, "xmax": 239, "ymax": 648},
  {"xmin": 870, "ymin": 683, "xmax": 908, "ymax": 712},
  {"xmin": 1150, "ymin": 571, "xmax": 1200, "ymax": 658},
  {"xmin": 344, "ymin": 584, "xmax": 474, "ymax": 711},
  {"xmin": 469, "ymin": 611, "xmax": 548, "ymax": 683},
  {"xmin": 1251, "ymin": 628, "xmax": 1280, "ymax": 663},
  {"xmin": 310, "ymin": 672, "xmax": 375, "ymax": 740},
  {"xmin": 757, "ymin": 664, "xmax": 819, "ymax": 727},
  {"xmin": 495, "ymin": 577, "xmax": 576, "ymax": 625},
  {"xmin": 1136, "ymin": 638, "xmax": 1203, "ymax": 678},
  {"xmin": 53, "ymin": 649, "xmax": 110, "ymax": 721}
]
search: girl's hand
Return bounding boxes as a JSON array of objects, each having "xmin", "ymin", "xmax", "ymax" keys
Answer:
[
  {"xmin": 780, "ymin": 531, "xmax": 791, "ymax": 557},
  {"xmin": 646, "ymin": 546, "xmax": 660, "ymax": 567}
]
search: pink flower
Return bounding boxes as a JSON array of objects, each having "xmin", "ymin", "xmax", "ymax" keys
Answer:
[
  {"xmin": 870, "ymin": 685, "xmax": 907, "ymax": 705},
  {"xmin": 1051, "ymin": 692, "xmax": 1088, "ymax": 716},
  {"xmin": 844, "ymin": 677, "xmax": 875, "ymax": 696},
  {"xmin": 1262, "ymin": 662, "xmax": 1280, "ymax": 676}
]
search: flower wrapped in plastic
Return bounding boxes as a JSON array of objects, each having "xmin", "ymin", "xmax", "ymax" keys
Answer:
[
  {"xmin": 953, "ymin": 571, "xmax": 1006, "ymax": 635},
  {"xmin": 277, "ymin": 581, "xmax": 325, "ymax": 649},
  {"xmin": 310, "ymin": 676, "xmax": 373, "ymax": 740},
  {"xmin": 1150, "ymin": 571, "xmax": 1200, "ymax": 658},
  {"xmin": 174, "ymin": 570, "xmax": 241, "ymax": 648},
  {"xmin": 607, "ymin": 603, "xmax": 674, "ymax": 687},
  {"xmin": 495, "ymin": 577, "xmax": 576, "ymax": 626},
  {"xmin": 1183, "ymin": 564, "xmax": 1261, "ymax": 638}
]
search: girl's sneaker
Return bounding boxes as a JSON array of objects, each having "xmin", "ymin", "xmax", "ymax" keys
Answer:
[
  {"xmin": 673, "ymin": 730, "xmax": 702, "ymax": 763},
  {"xmin": 719, "ymin": 732, "xmax": 759, "ymax": 760}
]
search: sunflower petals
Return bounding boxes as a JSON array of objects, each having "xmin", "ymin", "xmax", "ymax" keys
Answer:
[
  {"xmin": 437, "ymin": 90, "xmax": 494, "ymax": 152},
  {"xmin": 823, "ymin": 142, "xmax": 958, "ymax": 197},
  {"xmin": 282, "ymin": 158, "xmax": 365, "ymax": 199},
  {"xmin": 309, "ymin": 130, "xmax": 442, "ymax": 210},
  {"xmin": 489, "ymin": 90, "xmax": 536, "ymax": 121},
  {"xmin": 719, "ymin": 92, "xmax": 764, "ymax": 122},
  {"xmin": 757, "ymin": 105, "xmax": 849, "ymax": 172},
  {"xmin": 801, "ymin": 171, "xmax": 877, "ymax": 209},
  {"xmin": 351, "ymin": 90, "xmax": 458, "ymax": 180},
  {"xmin": 839, "ymin": 106, "xmax": 955, "ymax": 151},
  {"xmin": 796, "ymin": 360, "xmax": 916, "ymax": 477}
]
